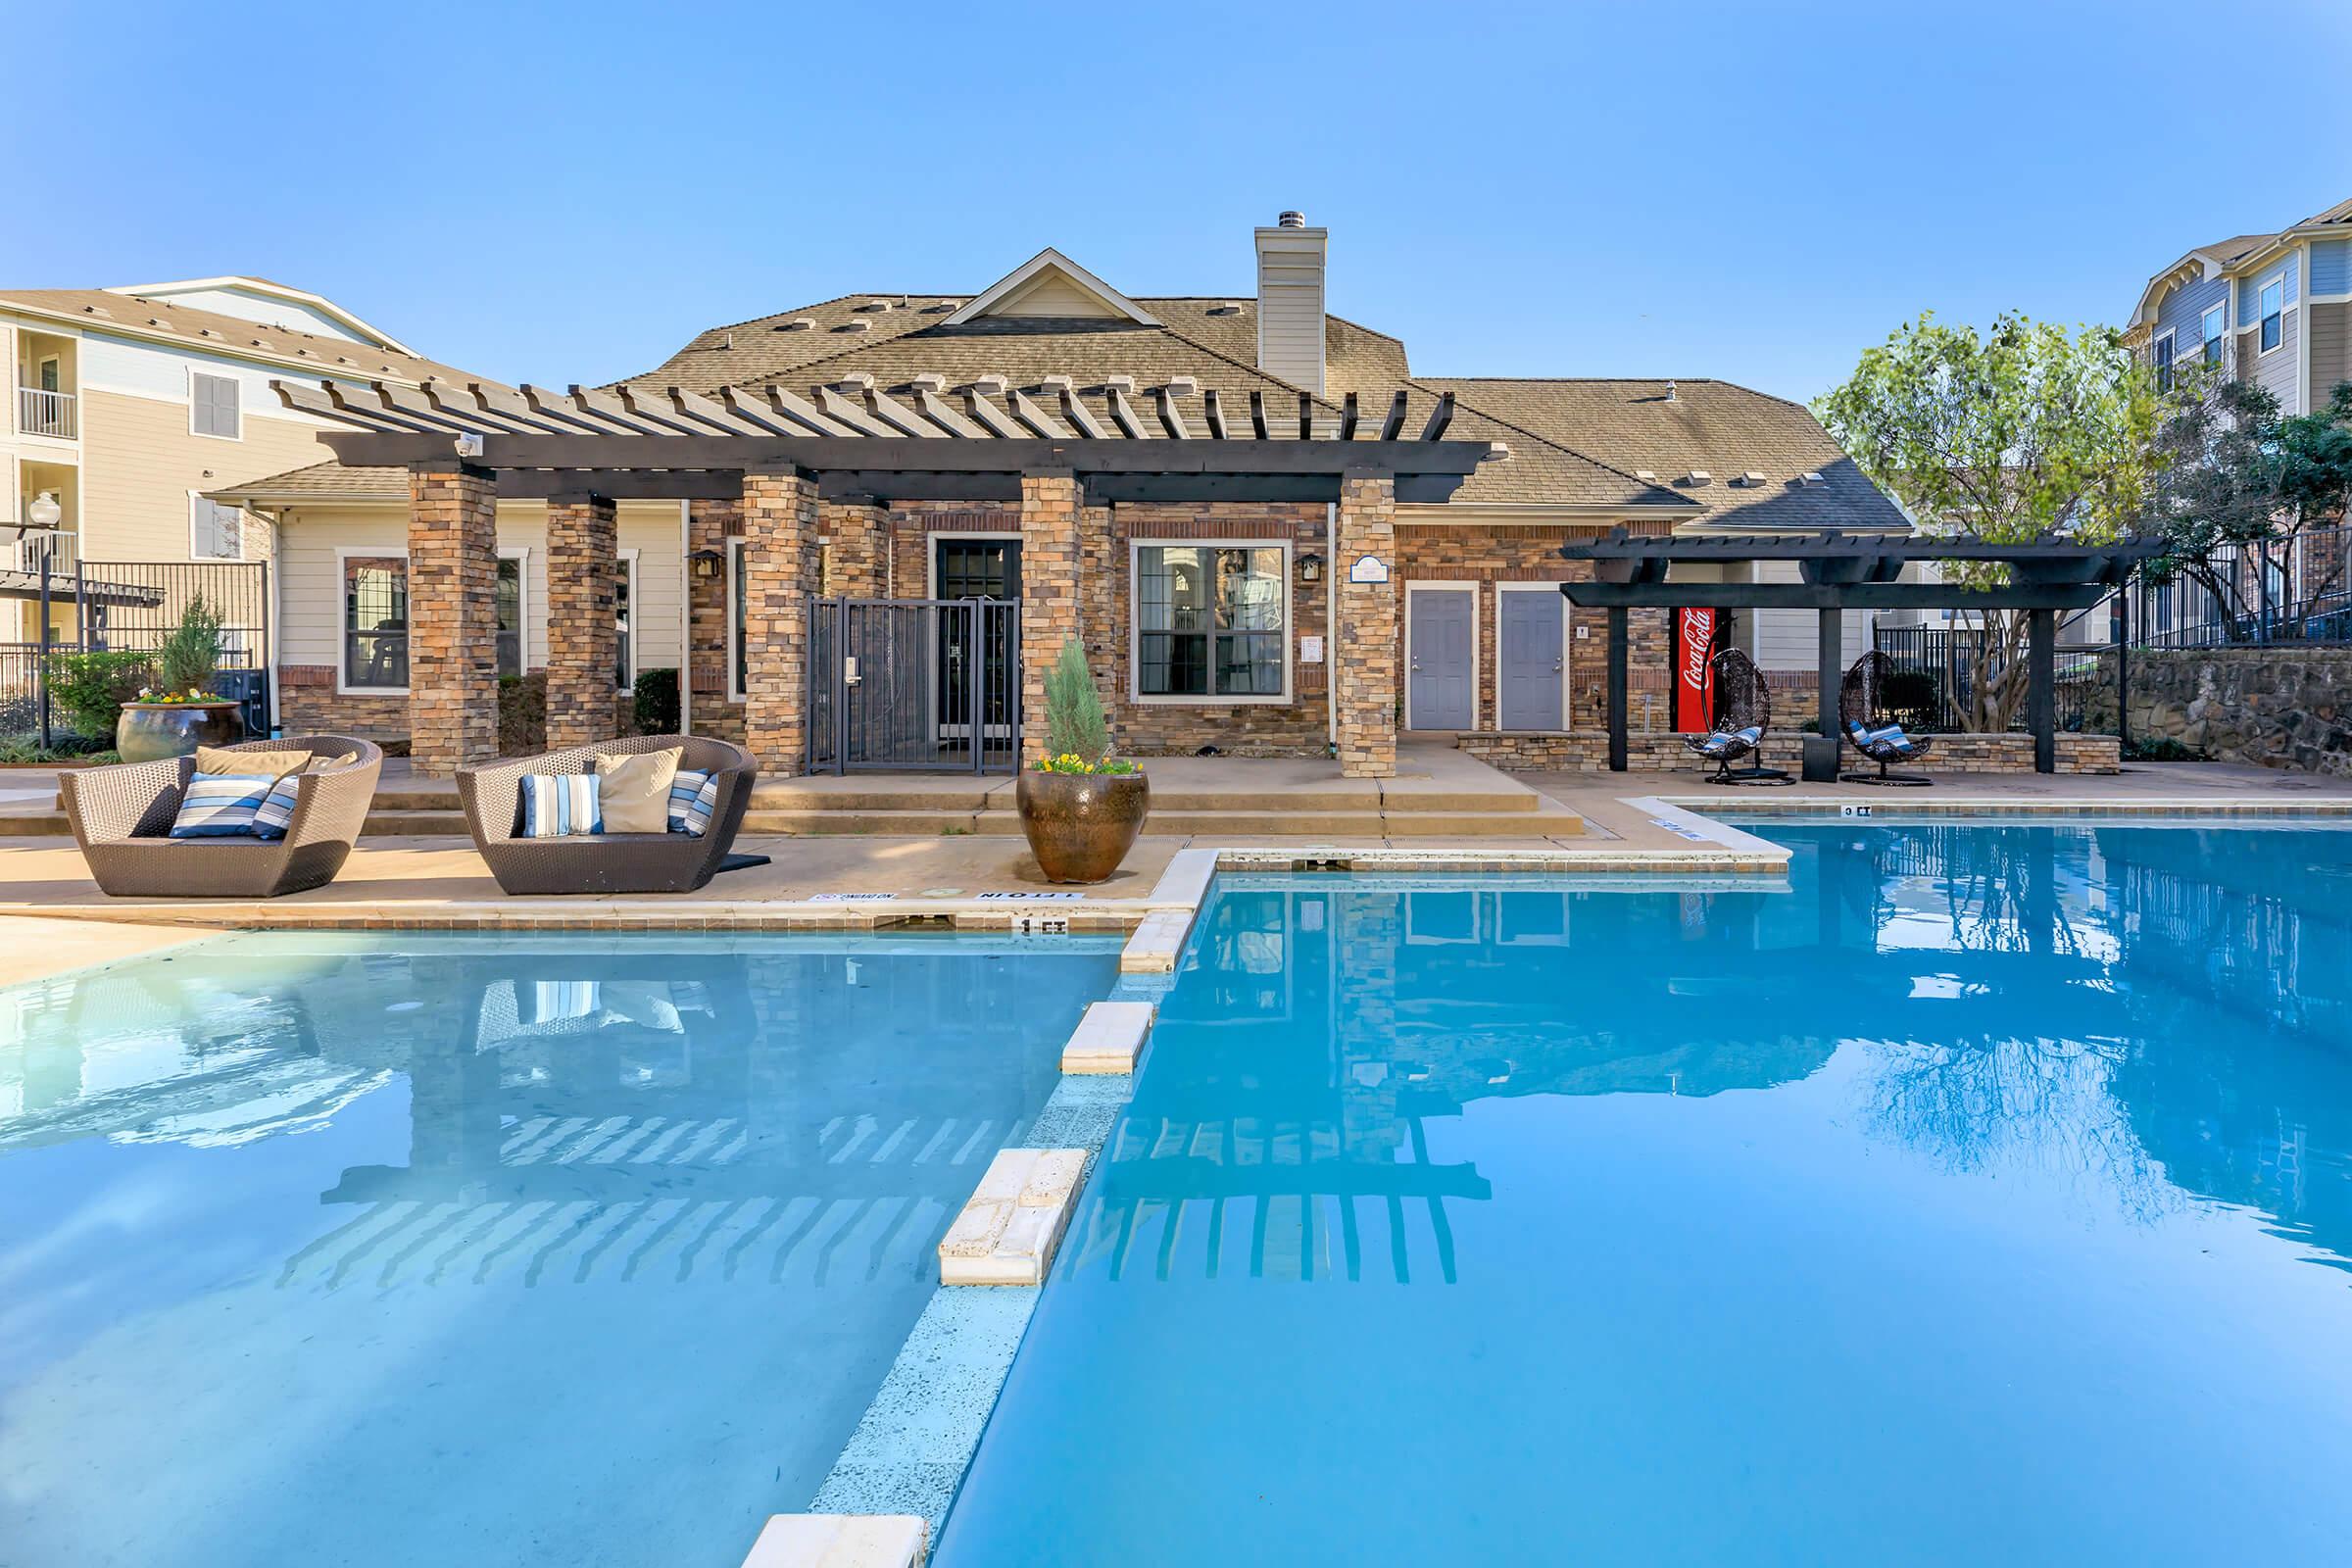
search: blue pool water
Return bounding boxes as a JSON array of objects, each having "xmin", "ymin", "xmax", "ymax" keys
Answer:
[
  {"xmin": 0, "ymin": 932, "xmax": 1117, "ymax": 1567},
  {"xmin": 940, "ymin": 825, "xmax": 2352, "ymax": 1565}
]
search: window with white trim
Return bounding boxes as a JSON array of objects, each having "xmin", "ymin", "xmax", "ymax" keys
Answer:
[
  {"xmin": 1135, "ymin": 544, "xmax": 1285, "ymax": 697},
  {"xmin": 2201, "ymin": 304, "xmax": 2226, "ymax": 367},
  {"xmin": 495, "ymin": 556, "xmax": 523, "ymax": 678},
  {"xmin": 2152, "ymin": 331, "xmax": 2175, "ymax": 391},
  {"xmin": 2260, "ymin": 278, "xmax": 2283, "ymax": 353},
  {"xmin": 728, "ymin": 537, "xmax": 749, "ymax": 700},
  {"xmin": 189, "ymin": 496, "xmax": 244, "ymax": 561},
  {"xmin": 344, "ymin": 557, "xmax": 409, "ymax": 690},
  {"xmin": 614, "ymin": 555, "xmax": 634, "ymax": 689},
  {"xmin": 191, "ymin": 371, "xmax": 240, "ymax": 438}
]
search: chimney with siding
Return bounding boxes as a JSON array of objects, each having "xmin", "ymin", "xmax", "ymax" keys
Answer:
[{"xmin": 1254, "ymin": 211, "xmax": 1328, "ymax": 396}]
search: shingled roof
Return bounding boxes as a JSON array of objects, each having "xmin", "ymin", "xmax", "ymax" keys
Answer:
[{"xmin": 0, "ymin": 287, "xmax": 499, "ymax": 389}]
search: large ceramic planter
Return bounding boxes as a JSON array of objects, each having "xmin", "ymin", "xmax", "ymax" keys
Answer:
[
  {"xmin": 116, "ymin": 702, "xmax": 245, "ymax": 763},
  {"xmin": 1016, "ymin": 770, "xmax": 1150, "ymax": 884}
]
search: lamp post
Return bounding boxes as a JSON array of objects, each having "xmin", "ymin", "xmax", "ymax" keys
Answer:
[{"xmin": 24, "ymin": 491, "xmax": 65, "ymax": 750}]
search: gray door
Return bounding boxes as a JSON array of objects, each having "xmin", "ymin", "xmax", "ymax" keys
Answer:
[
  {"xmin": 1407, "ymin": 588, "xmax": 1476, "ymax": 729},
  {"xmin": 1497, "ymin": 591, "xmax": 1565, "ymax": 730}
]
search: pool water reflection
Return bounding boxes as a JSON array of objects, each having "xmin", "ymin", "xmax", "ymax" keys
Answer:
[
  {"xmin": 0, "ymin": 932, "xmax": 1116, "ymax": 1568},
  {"xmin": 939, "ymin": 825, "xmax": 2352, "ymax": 1565}
]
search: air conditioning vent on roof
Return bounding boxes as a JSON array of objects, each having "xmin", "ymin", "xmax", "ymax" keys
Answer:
[
  {"xmin": 777, "ymin": 318, "xmax": 815, "ymax": 331},
  {"xmin": 1635, "ymin": 469, "xmax": 1656, "ymax": 481},
  {"xmin": 1684, "ymin": 470, "xmax": 1712, "ymax": 485},
  {"xmin": 1738, "ymin": 470, "xmax": 1767, "ymax": 487},
  {"xmin": 1799, "ymin": 471, "xmax": 1828, "ymax": 488},
  {"xmin": 1208, "ymin": 302, "xmax": 1245, "ymax": 316}
]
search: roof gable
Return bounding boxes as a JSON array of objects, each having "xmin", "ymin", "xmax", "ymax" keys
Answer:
[
  {"xmin": 104, "ymin": 275, "xmax": 414, "ymax": 354},
  {"xmin": 942, "ymin": 249, "xmax": 1159, "ymax": 327}
]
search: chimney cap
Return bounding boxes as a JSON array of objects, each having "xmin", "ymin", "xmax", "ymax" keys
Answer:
[{"xmin": 1277, "ymin": 210, "xmax": 1306, "ymax": 228}]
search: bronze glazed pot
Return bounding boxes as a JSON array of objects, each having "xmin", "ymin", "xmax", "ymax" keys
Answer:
[
  {"xmin": 116, "ymin": 701, "xmax": 245, "ymax": 763},
  {"xmin": 1016, "ymin": 770, "xmax": 1150, "ymax": 884}
]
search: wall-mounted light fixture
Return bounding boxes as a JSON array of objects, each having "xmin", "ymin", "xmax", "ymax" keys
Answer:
[
  {"xmin": 689, "ymin": 547, "xmax": 725, "ymax": 580},
  {"xmin": 1297, "ymin": 552, "xmax": 1324, "ymax": 583}
]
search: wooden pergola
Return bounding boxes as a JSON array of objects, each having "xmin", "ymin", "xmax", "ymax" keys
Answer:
[
  {"xmin": 280, "ymin": 376, "xmax": 1506, "ymax": 778},
  {"xmin": 1557, "ymin": 529, "xmax": 2167, "ymax": 774}
]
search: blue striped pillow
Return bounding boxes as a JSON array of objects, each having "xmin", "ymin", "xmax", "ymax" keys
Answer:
[
  {"xmin": 666, "ymin": 768, "xmax": 711, "ymax": 834},
  {"xmin": 678, "ymin": 774, "xmax": 719, "ymax": 837},
  {"xmin": 170, "ymin": 774, "xmax": 275, "ymax": 838},
  {"xmin": 518, "ymin": 774, "xmax": 604, "ymax": 838},
  {"xmin": 251, "ymin": 772, "xmax": 304, "ymax": 841}
]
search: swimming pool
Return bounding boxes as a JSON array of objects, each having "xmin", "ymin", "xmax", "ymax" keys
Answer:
[
  {"xmin": 0, "ymin": 931, "xmax": 1118, "ymax": 1567},
  {"xmin": 939, "ymin": 824, "xmax": 2352, "ymax": 1564}
]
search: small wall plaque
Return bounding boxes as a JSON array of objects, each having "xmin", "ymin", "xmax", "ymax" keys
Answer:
[
  {"xmin": 1299, "ymin": 635, "xmax": 1326, "ymax": 664},
  {"xmin": 1348, "ymin": 555, "xmax": 1390, "ymax": 584}
]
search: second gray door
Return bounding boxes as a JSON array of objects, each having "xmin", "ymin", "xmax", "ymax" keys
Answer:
[
  {"xmin": 1407, "ymin": 588, "xmax": 1476, "ymax": 729},
  {"xmin": 1497, "ymin": 591, "xmax": 1565, "ymax": 730}
]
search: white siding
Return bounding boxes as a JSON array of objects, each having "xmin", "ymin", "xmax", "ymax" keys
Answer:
[{"xmin": 1746, "ymin": 560, "xmax": 1871, "ymax": 672}]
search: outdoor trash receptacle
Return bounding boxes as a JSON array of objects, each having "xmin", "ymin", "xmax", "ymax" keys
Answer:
[{"xmin": 1802, "ymin": 734, "xmax": 1840, "ymax": 782}]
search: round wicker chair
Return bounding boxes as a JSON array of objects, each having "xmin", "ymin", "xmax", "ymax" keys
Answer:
[
  {"xmin": 457, "ymin": 734, "xmax": 758, "ymax": 896},
  {"xmin": 1682, "ymin": 648, "xmax": 1790, "ymax": 785},
  {"xmin": 1838, "ymin": 652, "xmax": 1935, "ymax": 786}
]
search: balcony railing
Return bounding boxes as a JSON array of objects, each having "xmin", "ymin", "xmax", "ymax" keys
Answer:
[{"xmin": 17, "ymin": 385, "xmax": 75, "ymax": 439}]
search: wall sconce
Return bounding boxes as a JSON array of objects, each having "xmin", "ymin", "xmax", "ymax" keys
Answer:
[
  {"xmin": 689, "ymin": 548, "xmax": 725, "ymax": 580},
  {"xmin": 1297, "ymin": 552, "xmax": 1324, "ymax": 583}
]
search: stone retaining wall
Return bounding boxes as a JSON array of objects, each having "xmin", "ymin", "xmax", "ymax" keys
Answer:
[
  {"xmin": 1457, "ymin": 729, "xmax": 2121, "ymax": 775},
  {"xmin": 2118, "ymin": 647, "xmax": 2352, "ymax": 775}
]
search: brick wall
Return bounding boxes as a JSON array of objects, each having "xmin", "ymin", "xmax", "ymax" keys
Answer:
[
  {"xmin": 739, "ymin": 469, "xmax": 821, "ymax": 774},
  {"xmin": 1335, "ymin": 473, "xmax": 1398, "ymax": 777},
  {"xmin": 1017, "ymin": 473, "xmax": 1083, "ymax": 759},
  {"xmin": 405, "ymin": 465, "xmax": 499, "ymax": 776},
  {"xmin": 544, "ymin": 494, "xmax": 617, "ymax": 750}
]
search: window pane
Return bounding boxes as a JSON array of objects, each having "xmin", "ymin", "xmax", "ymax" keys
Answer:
[
  {"xmin": 1216, "ymin": 548, "xmax": 1284, "ymax": 631},
  {"xmin": 1139, "ymin": 547, "xmax": 1208, "ymax": 632},
  {"xmin": 1215, "ymin": 631, "xmax": 1283, "ymax": 695},
  {"xmin": 345, "ymin": 560, "xmax": 408, "ymax": 690},
  {"xmin": 1139, "ymin": 630, "xmax": 1208, "ymax": 696},
  {"xmin": 495, "ymin": 558, "xmax": 521, "ymax": 678},
  {"xmin": 732, "ymin": 544, "xmax": 748, "ymax": 695},
  {"xmin": 614, "ymin": 560, "xmax": 632, "ymax": 689}
]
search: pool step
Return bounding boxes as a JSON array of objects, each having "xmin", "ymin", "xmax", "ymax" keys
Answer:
[
  {"xmin": 741, "ymin": 1514, "xmax": 926, "ymax": 1568},
  {"xmin": 1061, "ymin": 1001, "xmax": 1155, "ymax": 1073},
  {"xmin": 937, "ymin": 1147, "xmax": 1085, "ymax": 1287}
]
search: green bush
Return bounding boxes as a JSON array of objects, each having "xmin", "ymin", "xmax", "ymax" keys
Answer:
[
  {"xmin": 156, "ymin": 596, "xmax": 225, "ymax": 696},
  {"xmin": 43, "ymin": 650, "xmax": 155, "ymax": 738},
  {"xmin": 2124, "ymin": 734, "xmax": 2206, "ymax": 762},
  {"xmin": 633, "ymin": 667, "xmax": 680, "ymax": 735}
]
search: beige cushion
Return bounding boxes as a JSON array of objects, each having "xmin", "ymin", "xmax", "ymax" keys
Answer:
[
  {"xmin": 196, "ymin": 745, "xmax": 310, "ymax": 781},
  {"xmin": 306, "ymin": 752, "xmax": 360, "ymax": 771},
  {"xmin": 595, "ymin": 748, "xmax": 683, "ymax": 834}
]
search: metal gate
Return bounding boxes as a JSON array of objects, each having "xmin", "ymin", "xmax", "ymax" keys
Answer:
[{"xmin": 808, "ymin": 597, "xmax": 1022, "ymax": 773}]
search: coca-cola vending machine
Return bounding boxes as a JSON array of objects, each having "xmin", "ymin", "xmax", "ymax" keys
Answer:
[{"xmin": 1672, "ymin": 607, "xmax": 1719, "ymax": 731}]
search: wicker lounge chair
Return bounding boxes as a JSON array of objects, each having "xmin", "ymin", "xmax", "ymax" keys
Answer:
[
  {"xmin": 1838, "ymin": 652, "xmax": 1935, "ymax": 786},
  {"xmin": 61, "ymin": 735, "xmax": 385, "ymax": 898},
  {"xmin": 1682, "ymin": 648, "xmax": 1791, "ymax": 785},
  {"xmin": 457, "ymin": 734, "xmax": 758, "ymax": 896}
]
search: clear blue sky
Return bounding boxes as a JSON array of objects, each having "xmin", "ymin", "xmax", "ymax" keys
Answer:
[{"xmin": 15, "ymin": 0, "xmax": 2351, "ymax": 403}]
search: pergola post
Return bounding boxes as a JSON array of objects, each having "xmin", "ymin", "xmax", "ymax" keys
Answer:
[
  {"xmin": 1605, "ymin": 607, "xmax": 1629, "ymax": 772},
  {"xmin": 406, "ymin": 461, "xmax": 500, "ymax": 777},
  {"xmin": 1335, "ymin": 469, "xmax": 1397, "ymax": 778},
  {"xmin": 1017, "ymin": 471, "xmax": 1083, "ymax": 760},
  {"xmin": 820, "ymin": 501, "xmax": 888, "ymax": 598},
  {"xmin": 1816, "ymin": 608, "xmax": 1841, "ymax": 737},
  {"xmin": 740, "ymin": 466, "xmax": 821, "ymax": 776},
  {"xmin": 2028, "ymin": 606, "xmax": 2056, "ymax": 774},
  {"xmin": 544, "ymin": 491, "xmax": 617, "ymax": 750},
  {"xmin": 686, "ymin": 496, "xmax": 742, "ymax": 735}
]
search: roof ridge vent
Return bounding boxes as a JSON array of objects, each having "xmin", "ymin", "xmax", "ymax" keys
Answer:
[{"xmin": 777, "ymin": 318, "xmax": 815, "ymax": 331}]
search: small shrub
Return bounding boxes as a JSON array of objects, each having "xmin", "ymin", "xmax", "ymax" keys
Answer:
[
  {"xmin": 44, "ymin": 650, "xmax": 155, "ymax": 737},
  {"xmin": 1039, "ymin": 638, "xmax": 1109, "ymax": 766},
  {"xmin": 154, "ymin": 597, "xmax": 225, "ymax": 697},
  {"xmin": 633, "ymin": 667, "xmax": 680, "ymax": 735},
  {"xmin": 2124, "ymin": 734, "xmax": 2207, "ymax": 762}
]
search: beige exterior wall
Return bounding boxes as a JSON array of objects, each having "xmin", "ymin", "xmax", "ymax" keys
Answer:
[
  {"xmin": 275, "ymin": 501, "xmax": 684, "ymax": 683},
  {"xmin": 79, "ymin": 389, "xmax": 326, "ymax": 563}
]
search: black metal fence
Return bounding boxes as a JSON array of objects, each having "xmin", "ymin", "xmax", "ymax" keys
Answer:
[
  {"xmin": 1873, "ymin": 625, "xmax": 2117, "ymax": 735},
  {"xmin": 807, "ymin": 597, "xmax": 1022, "ymax": 774},
  {"xmin": 2124, "ymin": 524, "xmax": 2352, "ymax": 649},
  {"xmin": 0, "ymin": 546, "xmax": 270, "ymax": 747}
]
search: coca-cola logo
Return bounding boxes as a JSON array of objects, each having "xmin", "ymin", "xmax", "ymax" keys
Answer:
[{"xmin": 1680, "ymin": 609, "xmax": 1712, "ymax": 690}]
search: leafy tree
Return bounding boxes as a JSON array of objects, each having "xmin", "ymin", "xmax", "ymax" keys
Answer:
[
  {"xmin": 2138, "ymin": 375, "xmax": 2352, "ymax": 640},
  {"xmin": 1816, "ymin": 313, "xmax": 2162, "ymax": 731},
  {"xmin": 43, "ymin": 650, "xmax": 154, "ymax": 737}
]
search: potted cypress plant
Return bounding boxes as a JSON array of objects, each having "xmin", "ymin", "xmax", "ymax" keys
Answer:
[
  {"xmin": 1016, "ymin": 638, "xmax": 1149, "ymax": 884},
  {"xmin": 116, "ymin": 596, "xmax": 245, "ymax": 762}
]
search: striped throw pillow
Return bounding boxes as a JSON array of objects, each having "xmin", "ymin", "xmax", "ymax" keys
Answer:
[
  {"xmin": 518, "ymin": 774, "xmax": 604, "ymax": 838},
  {"xmin": 666, "ymin": 768, "xmax": 711, "ymax": 834},
  {"xmin": 170, "ymin": 774, "xmax": 275, "ymax": 839},
  {"xmin": 251, "ymin": 772, "xmax": 305, "ymax": 841},
  {"xmin": 678, "ymin": 774, "xmax": 720, "ymax": 838}
]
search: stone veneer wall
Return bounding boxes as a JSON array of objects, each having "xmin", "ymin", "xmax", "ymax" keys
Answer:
[
  {"xmin": 738, "ymin": 469, "xmax": 821, "ymax": 775},
  {"xmin": 2119, "ymin": 647, "xmax": 2352, "ymax": 775},
  {"xmin": 543, "ymin": 495, "xmax": 617, "ymax": 750},
  {"xmin": 1016, "ymin": 474, "xmax": 1083, "ymax": 759},
  {"xmin": 1334, "ymin": 473, "xmax": 1398, "ymax": 777},
  {"xmin": 278, "ymin": 676, "xmax": 408, "ymax": 750},
  {"xmin": 405, "ymin": 465, "xmax": 500, "ymax": 776},
  {"xmin": 686, "ymin": 496, "xmax": 745, "ymax": 744},
  {"xmin": 1457, "ymin": 729, "xmax": 2122, "ymax": 775}
]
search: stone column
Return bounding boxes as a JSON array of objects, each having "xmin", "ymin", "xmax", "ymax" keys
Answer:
[
  {"xmin": 820, "ymin": 501, "xmax": 888, "ymax": 598},
  {"xmin": 1017, "ymin": 471, "xmax": 1084, "ymax": 760},
  {"xmin": 686, "ymin": 496, "xmax": 744, "ymax": 742},
  {"xmin": 545, "ymin": 491, "xmax": 618, "ymax": 750},
  {"xmin": 740, "ymin": 467, "xmax": 821, "ymax": 775},
  {"xmin": 1334, "ymin": 469, "xmax": 1397, "ymax": 778},
  {"xmin": 407, "ymin": 462, "xmax": 500, "ymax": 776}
]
